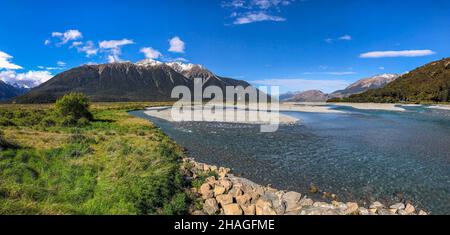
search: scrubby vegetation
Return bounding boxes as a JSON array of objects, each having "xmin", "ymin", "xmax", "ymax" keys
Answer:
[
  {"xmin": 332, "ymin": 58, "xmax": 450, "ymax": 104},
  {"xmin": 0, "ymin": 98, "xmax": 188, "ymax": 215}
]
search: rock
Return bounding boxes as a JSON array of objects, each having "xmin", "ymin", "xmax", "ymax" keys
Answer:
[
  {"xmin": 282, "ymin": 191, "xmax": 302, "ymax": 212},
  {"xmin": 404, "ymin": 203, "xmax": 415, "ymax": 215},
  {"xmin": 242, "ymin": 204, "xmax": 256, "ymax": 215},
  {"xmin": 210, "ymin": 165, "xmax": 218, "ymax": 172},
  {"xmin": 236, "ymin": 194, "xmax": 252, "ymax": 206},
  {"xmin": 370, "ymin": 201, "xmax": 384, "ymax": 209},
  {"xmin": 203, "ymin": 198, "xmax": 219, "ymax": 215},
  {"xmin": 388, "ymin": 208, "xmax": 398, "ymax": 214},
  {"xmin": 343, "ymin": 202, "xmax": 359, "ymax": 215},
  {"xmin": 219, "ymin": 179, "xmax": 233, "ymax": 191},
  {"xmin": 214, "ymin": 185, "xmax": 226, "ymax": 196},
  {"xmin": 299, "ymin": 197, "xmax": 314, "ymax": 207},
  {"xmin": 418, "ymin": 210, "xmax": 427, "ymax": 215},
  {"xmin": 313, "ymin": 202, "xmax": 335, "ymax": 209},
  {"xmin": 203, "ymin": 164, "xmax": 211, "ymax": 172},
  {"xmin": 377, "ymin": 208, "xmax": 392, "ymax": 215},
  {"xmin": 397, "ymin": 209, "xmax": 408, "ymax": 215},
  {"xmin": 205, "ymin": 176, "xmax": 216, "ymax": 183},
  {"xmin": 390, "ymin": 203, "xmax": 405, "ymax": 210},
  {"xmin": 228, "ymin": 187, "xmax": 244, "ymax": 198},
  {"xmin": 200, "ymin": 183, "xmax": 213, "ymax": 199},
  {"xmin": 216, "ymin": 194, "xmax": 233, "ymax": 206},
  {"xmin": 255, "ymin": 198, "xmax": 276, "ymax": 215},
  {"xmin": 369, "ymin": 208, "xmax": 378, "ymax": 214},
  {"xmin": 300, "ymin": 206, "xmax": 339, "ymax": 215},
  {"xmin": 223, "ymin": 204, "xmax": 243, "ymax": 215},
  {"xmin": 358, "ymin": 207, "xmax": 370, "ymax": 215}
]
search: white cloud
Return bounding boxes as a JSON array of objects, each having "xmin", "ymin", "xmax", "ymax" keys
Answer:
[
  {"xmin": 70, "ymin": 41, "xmax": 83, "ymax": 48},
  {"xmin": 360, "ymin": 50, "xmax": 436, "ymax": 58},
  {"xmin": 51, "ymin": 29, "xmax": 83, "ymax": 45},
  {"xmin": 0, "ymin": 51, "xmax": 23, "ymax": 70},
  {"xmin": 168, "ymin": 36, "xmax": 186, "ymax": 53},
  {"xmin": 379, "ymin": 66, "xmax": 385, "ymax": 70},
  {"xmin": 325, "ymin": 34, "xmax": 352, "ymax": 43},
  {"xmin": 223, "ymin": 0, "xmax": 294, "ymax": 25},
  {"xmin": 338, "ymin": 34, "xmax": 352, "ymax": 41},
  {"xmin": 140, "ymin": 47, "xmax": 162, "ymax": 59},
  {"xmin": 99, "ymin": 39, "xmax": 135, "ymax": 62},
  {"xmin": 234, "ymin": 12, "xmax": 286, "ymax": 24},
  {"xmin": 252, "ymin": 78, "xmax": 350, "ymax": 94},
  {"xmin": 76, "ymin": 41, "xmax": 98, "ymax": 57},
  {"xmin": 0, "ymin": 70, "xmax": 53, "ymax": 88},
  {"xmin": 44, "ymin": 39, "xmax": 51, "ymax": 46},
  {"xmin": 57, "ymin": 61, "xmax": 66, "ymax": 67}
]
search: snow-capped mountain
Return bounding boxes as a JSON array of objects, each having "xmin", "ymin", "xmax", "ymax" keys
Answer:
[
  {"xmin": 329, "ymin": 73, "xmax": 400, "ymax": 98},
  {"xmin": 13, "ymin": 60, "xmax": 251, "ymax": 103}
]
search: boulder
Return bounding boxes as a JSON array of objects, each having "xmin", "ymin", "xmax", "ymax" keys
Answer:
[
  {"xmin": 418, "ymin": 210, "xmax": 427, "ymax": 215},
  {"xmin": 200, "ymin": 183, "xmax": 213, "ymax": 199},
  {"xmin": 216, "ymin": 194, "xmax": 233, "ymax": 206},
  {"xmin": 192, "ymin": 210, "xmax": 206, "ymax": 215},
  {"xmin": 358, "ymin": 207, "xmax": 370, "ymax": 215},
  {"xmin": 236, "ymin": 194, "xmax": 252, "ymax": 206},
  {"xmin": 282, "ymin": 192, "xmax": 302, "ymax": 212},
  {"xmin": 219, "ymin": 179, "xmax": 233, "ymax": 192},
  {"xmin": 223, "ymin": 204, "xmax": 243, "ymax": 215},
  {"xmin": 214, "ymin": 185, "xmax": 226, "ymax": 196},
  {"xmin": 255, "ymin": 198, "xmax": 277, "ymax": 215},
  {"xmin": 299, "ymin": 197, "xmax": 314, "ymax": 207},
  {"xmin": 370, "ymin": 201, "xmax": 384, "ymax": 209},
  {"xmin": 228, "ymin": 187, "xmax": 244, "ymax": 198},
  {"xmin": 343, "ymin": 202, "xmax": 359, "ymax": 215},
  {"xmin": 390, "ymin": 203, "xmax": 405, "ymax": 210},
  {"xmin": 404, "ymin": 203, "xmax": 415, "ymax": 215},
  {"xmin": 242, "ymin": 204, "xmax": 256, "ymax": 215},
  {"xmin": 203, "ymin": 198, "xmax": 219, "ymax": 215}
]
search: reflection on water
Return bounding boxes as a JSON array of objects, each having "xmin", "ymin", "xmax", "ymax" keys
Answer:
[{"xmin": 131, "ymin": 105, "xmax": 450, "ymax": 214}]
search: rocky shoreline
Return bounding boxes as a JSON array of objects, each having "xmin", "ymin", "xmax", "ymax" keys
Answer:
[{"xmin": 182, "ymin": 158, "xmax": 428, "ymax": 216}]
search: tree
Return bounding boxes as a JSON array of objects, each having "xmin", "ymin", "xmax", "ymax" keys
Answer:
[{"xmin": 55, "ymin": 92, "xmax": 93, "ymax": 126}]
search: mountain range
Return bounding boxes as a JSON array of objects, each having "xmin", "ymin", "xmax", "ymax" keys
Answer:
[
  {"xmin": 340, "ymin": 57, "xmax": 450, "ymax": 103},
  {"xmin": 12, "ymin": 60, "xmax": 251, "ymax": 104},
  {"xmin": 281, "ymin": 74, "xmax": 400, "ymax": 102},
  {"xmin": 0, "ymin": 80, "xmax": 29, "ymax": 101}
]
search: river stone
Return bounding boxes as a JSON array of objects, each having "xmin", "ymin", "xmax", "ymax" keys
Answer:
[
  {"xmin": 219, "ymin": 179, "xmax": 233, "ymax": 191},
  {"xmin": 299, "ymin": 197, "xmax": 314, "ymax": 207},
  {"xmin": 282, "ymin": 192, "xmax": 302, "ymax": 212},
  {"xmin": 200, "ymin": 183, "xmax": 213, "ymax": 199},
  {"xmin": 370, "ymin": 201, "xmax": 384, "ymax": 209},
  {"xmin": 242, "ymin": 204, "xmax": 256, "ymax": 215},
  {"xmin": 214, "ymin": 185, "xmax": 226, "ymax": 196},
  {"xmin": 404, "ymin": 203, "xmax": 415, "ymax": 214},
  {"xmin": 418, "ymin": 210, "xmax": 427, "ymax": 215},
  {"xmin": 203, "ymin": 198, "xmax": 219, "ymax": 215},
  {"xmin": 228, "ymin": 187, "xmax": 244, "ymax": 198},
  {"xmin": 236, "ymin": 194, "xmax": 252, "ymax": 206},
  {"xmin": 344, "ymin": 202, "xmax": 359, "ymax": 215},
  {"xmin": 255, "ymin": 198, "xmax": 276, "ymax": 215},
  {"xmin": 216, "ymin": 194, "xmax": 233, "ymax": 206},
  {"xmin": 358, "ymin": 207, "xmax": 370, "ymax": 215},
  {"xmin": 223, "ymin": 204, "xmax": 243, "ymax": 215},
  {"xmin": 377, "ymin": 208, "xmax": 392, "ymax": 215},
  {"xmin": 390, "ymin": 203, "xmax": 405, "ymax": 210}
]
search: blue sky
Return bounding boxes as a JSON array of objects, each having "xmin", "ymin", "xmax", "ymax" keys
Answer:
[{"xmin": 0, "ymin": 0, "xmax": 449, "ymax": 92}]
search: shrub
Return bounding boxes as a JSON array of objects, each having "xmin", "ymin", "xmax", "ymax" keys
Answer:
[{"xmin": 55, "ymin": 93, "xmax": 93, "ymax": 126}]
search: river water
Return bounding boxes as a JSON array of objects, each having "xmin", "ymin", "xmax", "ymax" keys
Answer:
[{"xmin": 131, "ymin": 105, "xmax": 450, "ymax": 214}]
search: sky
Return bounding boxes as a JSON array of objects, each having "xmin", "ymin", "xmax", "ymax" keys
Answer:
[{"xmin": 0, "ymin": 0, "xmax": 449, "ymax": 92}]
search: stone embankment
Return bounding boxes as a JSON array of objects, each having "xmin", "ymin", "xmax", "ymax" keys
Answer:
[{"xmin": 182, "ymin": 158, "xmax": 428, "ymax": 216}]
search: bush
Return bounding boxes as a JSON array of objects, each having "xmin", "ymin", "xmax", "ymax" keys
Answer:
[{"xmin": 55, "ymin": 93, "xmax": 93, "ymax": 126}]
